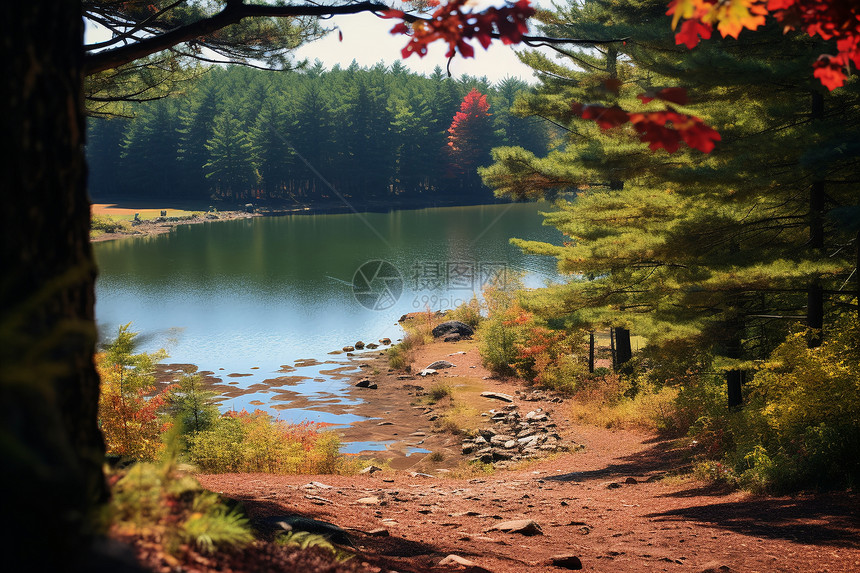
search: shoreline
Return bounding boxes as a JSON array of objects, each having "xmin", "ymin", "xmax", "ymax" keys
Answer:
[
  {"xmin": 90, "ymin": 210, "xmax": 261, "ymax": 243},
  {"xmin": 154, "ymin": 334, "xmax": 575, "ymax": 474},
  {"xmin": 90, "ymin": 196, "xmax": 513, "ymax": 243}
]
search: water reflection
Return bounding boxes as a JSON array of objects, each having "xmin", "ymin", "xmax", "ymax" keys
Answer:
[{"xmin": 95, "ymin": 203, "xmax": 564, "ymax": 432}]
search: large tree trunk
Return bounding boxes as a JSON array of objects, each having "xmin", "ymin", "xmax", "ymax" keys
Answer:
[
  {"xmin": 1, "ymin": 2, "xmax": 107, "ymax": 569},
  {"xmin": 615, "ymin": 327, "xmax": 633, "ymax": 367}
]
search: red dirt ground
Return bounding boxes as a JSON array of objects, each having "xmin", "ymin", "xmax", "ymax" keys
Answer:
[{"xmin": 193, "ymin": 339, "xmax": 860, "ymax": 573}]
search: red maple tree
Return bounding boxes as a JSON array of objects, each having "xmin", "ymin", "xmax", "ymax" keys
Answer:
[{"xmin": 447, "ymin": 88, "xmax": 494, "ymax": 178}]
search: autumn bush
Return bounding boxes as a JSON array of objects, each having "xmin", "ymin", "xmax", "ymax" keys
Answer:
[
  {"xmin": 98, "ymin": 324, "xmax": 353, "ymax": 475},
  {"xmin": 97, "ymin": 323, "xmax": 171, "ymax": 462},
  {"xmin": 447, "ymin": 296, "xmax": 483, "ymax": 328},
  {"xmin": 186, "ymin": 410, "xmax": 345, "ymax": 474},
  {"xmin": 724, "ymin": 320, "xmax": 859, "ymax": 491},
  {"xmin": 479, "ymin": 295, "xmax": 588, "ymax": 392}
]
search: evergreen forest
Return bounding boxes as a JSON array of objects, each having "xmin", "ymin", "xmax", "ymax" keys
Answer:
[{"xmin": 87, "ymin": 62, "xmax": 550, "ymax": 205}]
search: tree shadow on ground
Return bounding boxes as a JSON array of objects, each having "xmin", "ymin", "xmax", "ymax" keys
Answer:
[
  {"xmin": 647, "ymin": 492, "xmax": 860, "ymax": 548},
  {"xmin": 546, "ymin": 437, "xmax": 688, "ymax": 482},
  {"xmin": 226, "ymin": 496, "xmax": 496, "ymax": 572}
]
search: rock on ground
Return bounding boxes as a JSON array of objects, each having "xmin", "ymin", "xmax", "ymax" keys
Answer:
[{"xmin": 432, "ymin": 321, "xmax": 474, "ymax": 338}]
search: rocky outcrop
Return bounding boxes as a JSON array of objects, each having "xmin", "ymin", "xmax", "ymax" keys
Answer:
[{"xmin": 460, "ymin": 403, "xmax": 578, "ymax": 468}]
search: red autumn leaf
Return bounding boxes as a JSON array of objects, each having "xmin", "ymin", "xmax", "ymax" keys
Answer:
[
  {"xmin": 766, "ymin": 0, "xmax": 794, "ymax": 9},
  {"xmin": 655, "ymin": 87, "xmax": 689, "ymax": 105},
  {"xmin": 629, "ymin": 110, "xmax": 720, "ymax": 153},
  {"xmin": 675, "ymin": 18, "xmax": 713, "ymax": 49},
  {"xmin": 813, "ymin": 55, "xmax": 847, "ymax": 91},
  {"xmin": 571, "ymin": 103, "xmax": 631, "ymax": 129},
  {"xmin": 639, "ymin": 87, "xmax": 688, "ymax": 105},
  {"xmin": 680, "ymin": 120, "xmax": 722, "ymax": 153},
  {"xmin": 387, "ymin": 0, "xmax": 535, "ymax": 60}
]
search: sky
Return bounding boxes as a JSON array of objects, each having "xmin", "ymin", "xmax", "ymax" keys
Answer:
[
  {"xmin": 85, "ymin": 1, "xmax": 557, "ymax": 85},
  {"xmin": 293, "ymin": 11, "xmax": 542, "ymax": 84}
]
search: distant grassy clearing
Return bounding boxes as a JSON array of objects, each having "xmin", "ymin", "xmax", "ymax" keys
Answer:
[{"xmin": 91, "ymin": 204, "xmax": 198, "ymax": 221}]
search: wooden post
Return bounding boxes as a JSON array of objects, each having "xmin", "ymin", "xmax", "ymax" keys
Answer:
[
  {"xmin": 610, "ymin": 327, "xmax": 616, "ymax": 371},
  {"xmin": 588, "ymin": 331, "xmax": 595, "ymax": 374}
]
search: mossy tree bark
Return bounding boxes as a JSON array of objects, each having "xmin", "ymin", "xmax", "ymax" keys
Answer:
[{"xmin": 1, "ymin": 2, "xmax": 107, "ymax": 569}]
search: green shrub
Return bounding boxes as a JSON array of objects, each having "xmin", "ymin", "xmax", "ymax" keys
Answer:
[
  {"xmin": 477, "ymin": 311, "xmax": 518, "ymax": 376},
  {"xmin": 448, "ymin": 297, "xmax": 483, "ymax": 328},
  {"xmin": 734, "ymin": 323, "xmax": 860, "ymax": 491},
  {"xmin": 688, "ymin": 317, "xmax": 860, "ymax": 492},
  {"xmin": 477, "ymin": 273, "xmax": 524, "ymax": 376},
  {"xmin": 91, "ymin": 214, "xmax": 129, "ymax": 233}
]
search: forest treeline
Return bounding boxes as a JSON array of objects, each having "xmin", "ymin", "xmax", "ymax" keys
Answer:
[{"xmin": 87, "ymin": 62, "xmax": 549, "ymax": 204}]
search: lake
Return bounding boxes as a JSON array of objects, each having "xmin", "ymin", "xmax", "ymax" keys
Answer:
[{"xmin": 94, "ymin": 202, "xmax": 564, "ymax": 432}]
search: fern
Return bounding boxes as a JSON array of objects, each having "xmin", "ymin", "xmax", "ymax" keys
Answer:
[{"xmin": 277, "ymin": 531, "xmax": 353, "ymax": 563}]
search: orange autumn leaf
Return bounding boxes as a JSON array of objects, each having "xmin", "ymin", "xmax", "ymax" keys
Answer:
[{"xmin": 714, "ymin": 0, "xmax": 768, "ymax": 39}]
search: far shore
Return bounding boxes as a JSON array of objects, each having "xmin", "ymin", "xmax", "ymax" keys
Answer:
[
  {"xmin": 90, "ymin": 206, "xmax": 260, "ymax": 243},
  {"xmin": 90, "ymin": 195, "xmax": 511, "ymax": 243}
]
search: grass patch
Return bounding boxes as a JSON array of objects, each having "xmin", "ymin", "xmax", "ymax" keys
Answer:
[
  {"xmin": 425, "ymin": 382, "xmax": 453, "ymax": 404},
  {"xmin": 387, "ymin": 311, "xmax": 445, "ymax": 371},
  {"xmin": 567, "ymin": 374, "xmax": 681, "ymax": 432},
  {"xmin": 448, "ymin": 459, "xmax": 495, "ymax": 478},
  {"xmin": 431, "ymin": 391, "xmax": 482, "ymax": 436}
]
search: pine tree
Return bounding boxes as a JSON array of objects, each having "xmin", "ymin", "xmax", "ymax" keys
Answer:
[
  {"xmin": 177, "ymin": 79, "xmax": 220, "ymax": 198},
  {"xmin": 250, "ymin": 99, "xmax": 295, "ymax": 199},
  {"xmin": 167, "ymin": 371, "xmax": 220, "ymax": 439},
  {"xmin": 120, "ymin": 98, "xmax": 182, "ymax": 199},
  {"xmin": 204, "ymin": 111, "xmax": 256, "ymax": 201},
  {"xmin": 482, "ymin": 0, "xmax": 860, "ymax": 401},
  {"xmin": 87, "ymin": 116, "xmax": 129, "ymax": 200}
]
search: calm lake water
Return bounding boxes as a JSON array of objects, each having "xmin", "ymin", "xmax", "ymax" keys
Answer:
[{"xmin": 94, "ymin": 203, "xmax": 564, "ymax": 433}]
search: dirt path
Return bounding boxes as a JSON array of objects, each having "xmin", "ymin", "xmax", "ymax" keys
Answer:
[{"xmin": 196, "ymin": 338, "xmax": 860, "ymax": 573}]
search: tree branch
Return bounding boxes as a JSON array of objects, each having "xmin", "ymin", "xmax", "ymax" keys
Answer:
[{"xmin": 85, "ymin": 1, "xmax": 625, "ymax": 76}]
